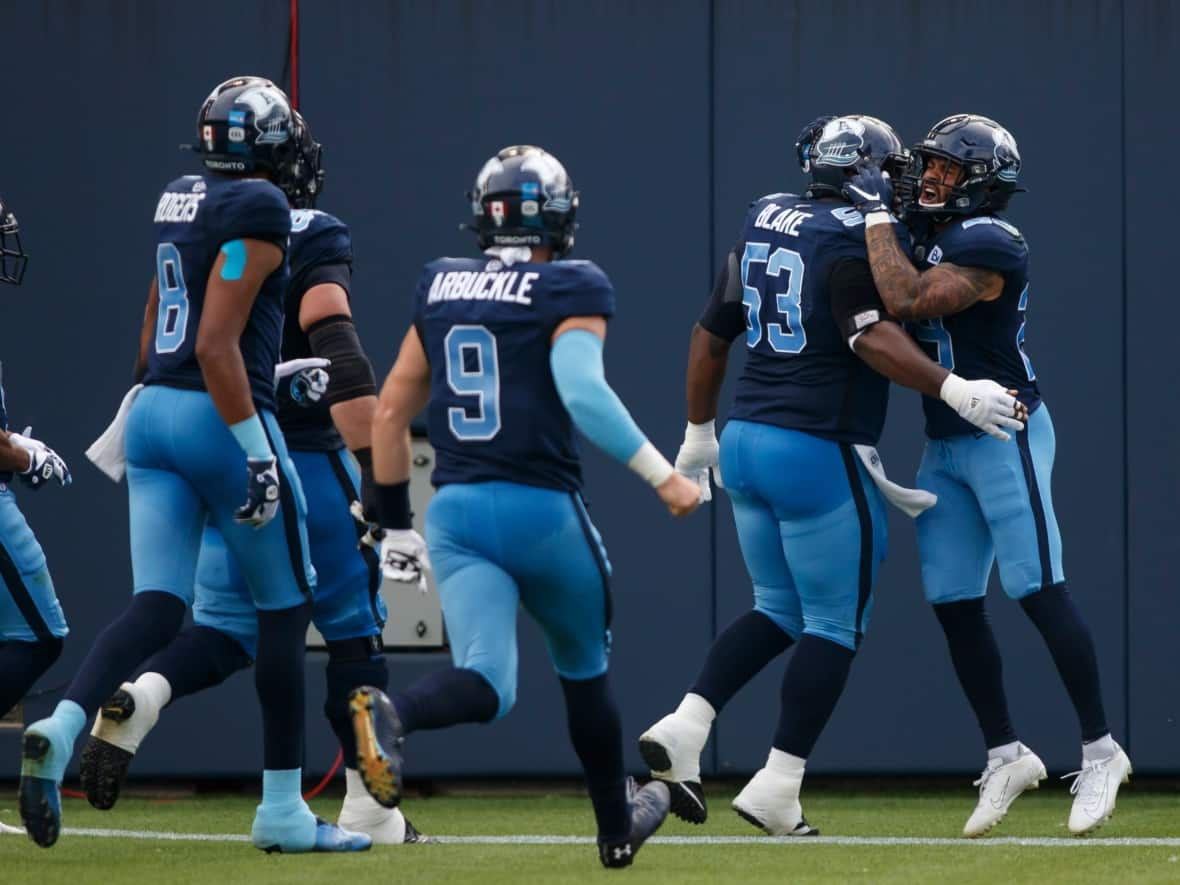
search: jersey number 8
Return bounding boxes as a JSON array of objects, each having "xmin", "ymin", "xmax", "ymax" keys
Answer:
[{"xmin": 155, "ymin": 243, "xmax": 190, "ymax": 354}]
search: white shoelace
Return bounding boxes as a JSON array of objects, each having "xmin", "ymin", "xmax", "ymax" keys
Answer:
[
  {"xmin": 1062, "ymin": 757, "xmax": 1108, "ymax": 800},
  {"xmin": 972, "ymin": 758, "xmax": 1004, "ymax": 792}
]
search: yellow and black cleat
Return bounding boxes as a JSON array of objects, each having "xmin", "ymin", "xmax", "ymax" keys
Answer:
[{"xmin": 348, "ymin": 686, "xmax": 405, "ymax": 809}]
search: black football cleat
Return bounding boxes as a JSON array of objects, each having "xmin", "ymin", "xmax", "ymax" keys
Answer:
[
  {"xmin": 403, "ymin": 817, "xmax": 438, "ymax": 844},
  {"xmin": 348, "ymin": 686, "xmax": 405, "ymax": 809},
  {"xmin": 598, "ymin": 778, "xmax": 670, "ymax": 869},
  {"xmin": 79, "ymin": 688, "xmax": 137, "ymax": 810}
]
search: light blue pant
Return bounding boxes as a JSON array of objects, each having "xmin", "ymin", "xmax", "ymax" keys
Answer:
[
  {"xmin": 193, "ymin": 448, "xmax": 386, "ymax": 658},
  {"xmin": 0, "ymin": 487, "xmax": 66, "ymax": 641},
  {"xmin": 125, "ymin": 385, "xmax": 315, "ymax": 612},
  {"xmin": 425, "ymin": 481, "xmax": 612, "ymax": 719},
  {"xmin": 719, "ymin": 420, "xmax": 888, "ymax": 651},
  {"xmin": 916, "ymin": 404, "xmax": 1063, "ymax": 603}
]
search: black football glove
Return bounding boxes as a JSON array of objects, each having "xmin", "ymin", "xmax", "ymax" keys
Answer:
[
  {"xmin": 842, "ymin": 163, "xmax": 893, "ymax": 215},
  {"xmin": 234, "ymin": 457, "xmax": 280, "ymax": 528}
]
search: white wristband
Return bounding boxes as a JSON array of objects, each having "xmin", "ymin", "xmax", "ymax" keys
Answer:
[
  {"xmin": 628, "ymin": 440, "xmax": 675, "ymax": 488},
  {"xmin": 864, "ymin": 211, "xmax": 892, "ymax": 229},
  {"xmin": 683, "ymin": 419, "xmax": 716, "ymax": 443},
  {"xmin": 938, "ymin": 373, "xmax": 967, "ymax": 410}
]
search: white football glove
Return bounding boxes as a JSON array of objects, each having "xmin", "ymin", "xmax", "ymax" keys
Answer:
[
  {"xmin": 9, "ymin": 427, "xmax": 72, "ymax": 490},
  {"xmin": 674, "ymin": 420, "xmax": 722, "ymax": 503},
  {"xmin": 378, "ymin": 528, "xmax": 431, "ymax": 593},
  {"xmin": 939, "ymin": 374, "xmax": 1026, "ymax": 442}
]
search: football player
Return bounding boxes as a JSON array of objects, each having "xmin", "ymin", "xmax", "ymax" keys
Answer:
[
  {"xmin": 845, "ymin": 114, "xmax": 1129, "ymax": 836},
  {"xmin": 78, "ymin": 110, "xmax": 426, "ymax": 844},
  {"xmin": 18, "ymin": 78, "xmax": 367, "ymax": 853},
  {"xmin": 638, "ymin": 115, "xmax": 1026, "ymax": 834},
  {"xmin": 0, "ymin": 196, "xmax": 72, "ymax": 722},
  {"xmin": 351, "ymin": 145, "xmax": 701, "ymax": 868}
]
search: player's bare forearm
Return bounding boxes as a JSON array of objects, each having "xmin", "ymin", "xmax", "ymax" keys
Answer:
[
  {"xmin": 853, "ymin": 321, "xmax": 948, "ymax": 399},
  {"xmin": 864, "ymin": 224, "xmax": 924, "ymax": 319},
  {"xmin": 330, "ymin": 394, "xmax": 378, "ymax": 451},
  {"xmin": 686, "ymin": 323, "xmax": 731, "ymax": 424},
  {"xmin": 372, "ymin": 326, "xmax": 431, "ymax": 485},
  {"xmin": 199, "ymin": 345, "xmax": 256, "ymax": 425},
  {"xmin": 135, "ymin": 278, "xmax": 159, "ymax": 383},
  {"xmin": 865, "ymin": 226, "xmax": 1002, "ymax": 320},
  {"xmin": 0, "ymin": 433, "xmax": 30, "ymax": 473}
]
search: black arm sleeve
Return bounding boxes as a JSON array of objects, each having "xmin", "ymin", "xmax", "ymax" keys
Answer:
[
  {"xmin": 828, "ymin": 257, "xmax": 896, "ymax": 339},
  {"xmin": 292, "ymin": 261, "xmax": 352, "ymax": 302},
  {"xmin": 306, "ymin": 314, "xmax": 378, "ymax": 405},
  {"xmin": 698, "ymin": 244, "xmax": 746, "ymax": 341}
]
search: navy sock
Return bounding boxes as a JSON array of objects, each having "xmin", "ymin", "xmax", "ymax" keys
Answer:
[
  {"xmin": 392, "ymin": 667, "xmax": 499, "ymax": 734},
  {"xmin": 255, "ymin": 602, "xmax": 312, "ymax": 770},
  {"xmin": 1019, "ymin": 584, "xmax": 1109, "ymax": 742},
  {"xmin": 560, "ymin": 674, "xmax": 629, "ymax": 843},
  {"xmin": 690, "ymin": 610, "xmax": 795, "ymax": 713},
  {"xmin": 933, "ymin": 598, "xmax": 1019, "ymax": 749},
  {"xmin": 65, "ymin": 591, "xmax": 186, "ymax": 713},
  {"xmin": 323, "ymin": 640, "xmax": 388, "ymax": 768},
  {"xmin": 772, "ymin": 634, "xmax": 855, "ymax": 758},
  {"xmin": 137, "ymin": 625, "xmax": 252, "ymax": 703},
  {"xmin": 0, "ymin": 637, "xmax": 63, "ymax": 717}
]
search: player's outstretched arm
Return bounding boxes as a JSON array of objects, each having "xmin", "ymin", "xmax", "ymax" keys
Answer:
[
  {"xmin": 676, "ymin": 323, "xmax": 735, "ymax": 502},
  {"xmin": 198, "ymin": 237, "xmax": 284, "ymax": 527},
  {"xmin": 370, "ymin": 325, "xmax": 432, "ymax": 589},
  {"xmin": 0, "ymin": 433, "xmax": 31, "ymax": 473},
  {"xmin": 550, "ymin": 316, "xmax": 700, "ymax": 518}
]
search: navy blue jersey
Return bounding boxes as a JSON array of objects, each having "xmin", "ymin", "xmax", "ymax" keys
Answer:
[
  {"xmin": 413, "ymin": 256, "xmax": 615, "ymax": 491},
  {"xmin": 715, "ymin": 193, "xmax": 906, "ymax": 446},
  {"xmin": 143, "ymin": 174, "xmax": 290, "ymax": 411},
  {"xmin": 908, "ymin": 215, "xmax": 1039, "ymax": 438},
  {"xmin": 277, "ymin": 209, "xmax": 353, "ymax": 451},
  {"xmin": 0, "ymin": 364, "xmax": 9, "ymax": 484}
]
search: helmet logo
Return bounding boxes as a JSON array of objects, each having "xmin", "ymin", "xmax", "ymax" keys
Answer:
[
  {"xmin": 203, "ymin": 125, "xmax": 215, "ymax": 151},
  {"xmin": 489, "ymin": 201, "xmax": 506, "ymax": 227},
  {"xmin": 235, "ymin": 85, "xmax": 290, "ymax": 146},
  {"xmin": 815, "ymin": 118, "xmax": 866, "ymax": 167},
  {"xmin": 992, "ymin": 127, "xmax": 1021, "ymax": 182},
  {"xmin": 228, "ymin": 126, "xmax": 246, "ymax": 143}
]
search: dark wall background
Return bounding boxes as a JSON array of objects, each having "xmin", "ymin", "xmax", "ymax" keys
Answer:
[{"xmin": 0, "ymin": 0, "xmax": 1173, "ymax": 778}]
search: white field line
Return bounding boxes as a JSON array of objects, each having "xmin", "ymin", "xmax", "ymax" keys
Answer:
[{"xmin": 1, "ymin": 827, "xmax": 1176, "ymax": 847}]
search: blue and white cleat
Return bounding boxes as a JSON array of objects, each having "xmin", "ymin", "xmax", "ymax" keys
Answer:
[
  {"xmin": 18, "ymin": 725, "xmax": 68, "ymax": 848},
  {"xmin": 348, "ymin": 686, "xmax": 405, "ymax": 809},
  {"xmin": 314, "ymin": 818, "xmax": 372, "ymax": 852}
]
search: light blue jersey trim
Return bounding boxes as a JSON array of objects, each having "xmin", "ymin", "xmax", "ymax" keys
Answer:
[
  {"xmin": 550, "ymin": 330, "xmax": 645, "ymax": 465},
  {"xmin": 229, "ymin": 414, "xmax": 272, "ymax": 460}
]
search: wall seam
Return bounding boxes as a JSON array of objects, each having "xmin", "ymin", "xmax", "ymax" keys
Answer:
[
  {"xmin": 1119, "ymin": 0, "xmax": 1131, "ymax": 753},
  {"xmin": 707, "ymin": 0, "xmax": 720, "ymax": 778}
]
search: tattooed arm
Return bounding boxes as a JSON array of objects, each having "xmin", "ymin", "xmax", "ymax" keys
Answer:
[
  {"xmin": 685, "ymin": 323, "xmax": 733, "ymax": 424},
  {"xmin": 864, "ymin": 224, "xmax": 1004, "ymax": 321}
]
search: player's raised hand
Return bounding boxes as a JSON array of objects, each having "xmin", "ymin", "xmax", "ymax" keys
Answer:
[
  {"xmin": 234, "ymin": 456, "xmax": 281, "ymax": 527},
  {"xmin": 274, "ymin": 357, "xmax": 330, "ymax": 407},
  {"xmin": 674, "ymin": 420, "xmax": 721, "ymax": 503},
  {"xmin": 9, "ymin": 427, "xmax": 71, "ymax": 490},
  {"xmin": 842, "ymin": 163, "xmax": 893, "ymax": 215},
  {"xmin": 939, "ymin": 374, "xmax": 1026, "ymax": 442},
  {"xmin": 657, "ymin": 471, "xmax": 703, "ymax": 518},
  {"xmin": 379, "ymin": 529, "xmax": 431, "ymax": 593}
]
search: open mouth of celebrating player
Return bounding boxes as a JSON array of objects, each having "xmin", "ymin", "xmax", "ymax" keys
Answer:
[{"xmin": 919, "ymin": 155, "xmax": 965, "ymax": 209}]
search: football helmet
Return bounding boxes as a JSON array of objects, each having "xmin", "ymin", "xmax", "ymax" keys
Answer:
[
  {"xmin": 795, "ymin": 114, "xmax": 908, "ymax": 199},
  {"xmin": 192, "ymin": 76, "xmax": 296, "ymax": 178},
  {"xmin": 278, "ymin": 110, "xmax": 325, "ymax": 209},
  {"xmin": 468, "ymin": 145, "xmax": 578, "ymax": 256},
  {"xmin": 898, "ymin": 114, "xmax": 1023, "ymax": 216},
  {"xmin": 0, "ymin": 195, "xmax": 27, "ymax": 286}
]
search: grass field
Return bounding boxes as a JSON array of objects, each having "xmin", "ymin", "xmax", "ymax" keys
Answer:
[{"xmin": 1, "ymin": 780, "xmax": 1177, "ymax": 884}]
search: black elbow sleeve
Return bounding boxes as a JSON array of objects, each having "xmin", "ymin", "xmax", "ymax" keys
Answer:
[{"xmin": 306, "ymin": 314, "xmax": 378, "ymax": 405}]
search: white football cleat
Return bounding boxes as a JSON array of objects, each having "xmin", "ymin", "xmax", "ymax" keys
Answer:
[
  {"xmin": 732, "ymin": 767, "xmax": 817, "ymax": 836},
  {"xmin": 962, "ymin": 745, "xmax": 1047, "ymax": 837},
  {"xmin": 79, "ymin": 677, "xmax": 167, "ymax": 810},
  {"xmin": 338, "ymin": 768, "xmax": 435, "ymax": 844},
  {"xmin": 1065, "ymin": 743, "xmax": 1132, "ymax": 835},
  {"xmin": 638, "ymin": 710, "xmax": 710, "ymax": 824}
]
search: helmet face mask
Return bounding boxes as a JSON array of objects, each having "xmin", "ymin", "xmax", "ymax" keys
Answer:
[
  {"xmin": 278, "ymin": 111, "xmax": 325, "ymax": 209},
  {"xmin": 899, "ymin": 114, "xmax": 1023, "ymax": 217},
  {"xmin": 193, "ymin": 76, "xmax": 296, "ymax": 181},
  {"xmin": 795, "ymin": 114, "xmax": 908, "ymax": 202},
  {"xmin": 0, "ymin": 198, "xmax": 28, "ymax": 286},
  {"xmin": 468, "ymin": 145, "xmax": 579, "ymax": 257}
]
